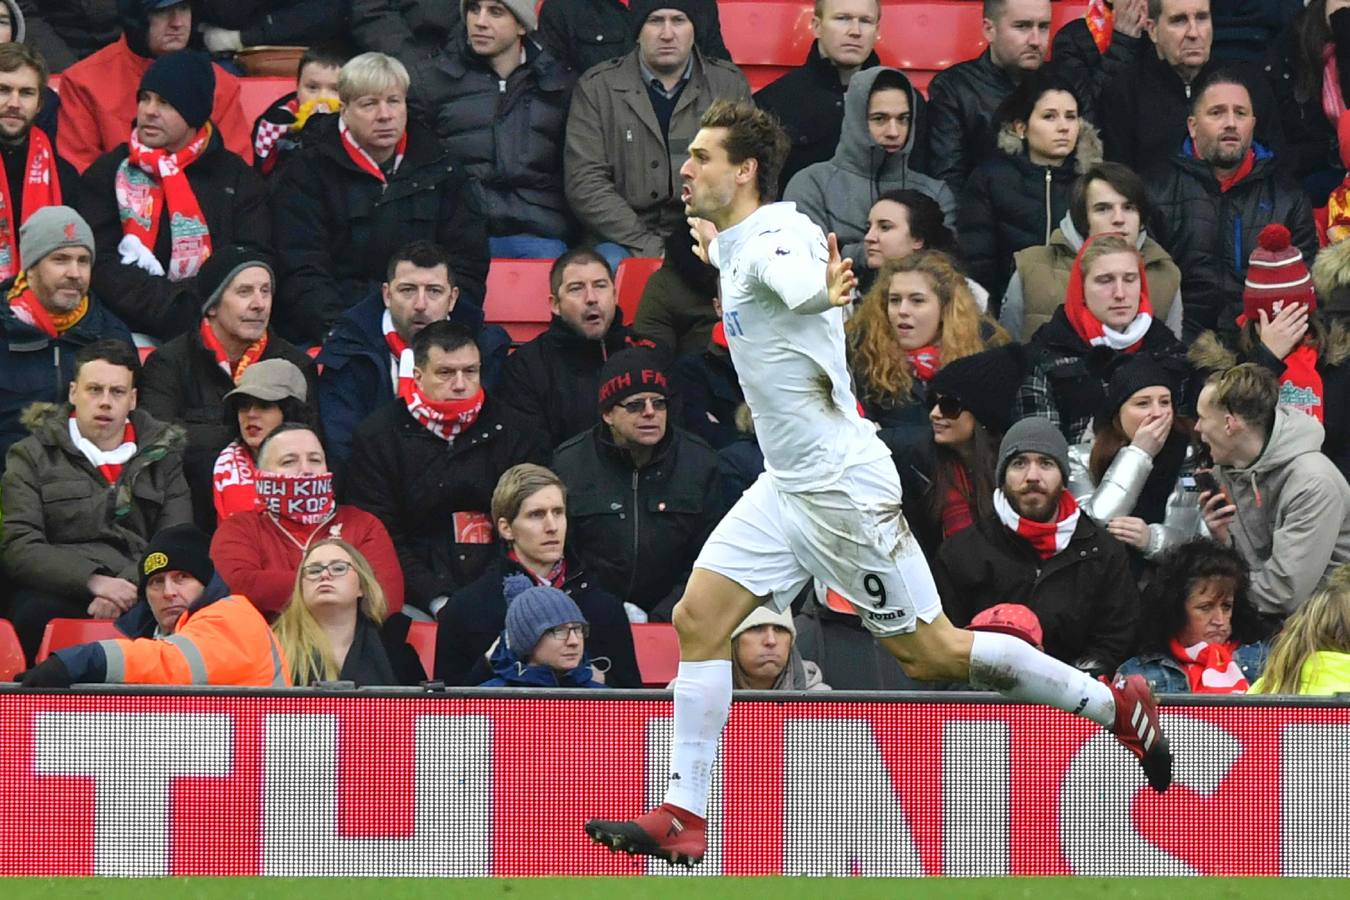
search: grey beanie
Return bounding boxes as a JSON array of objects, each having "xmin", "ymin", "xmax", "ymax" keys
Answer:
[
  {"xmin": 461, "ymin": 0, "xmax": 536, "ymax": 31},
  {"xmin": 997, "ymin": 417, "xmax": 1070, "ymax": 485},
  {"xmin": 19, "ymin": 206, "xmax": 96, "ymax": 270},
  {"xmin": 503, "ymin": 575, "xmax": 586, "ymax": 656}
]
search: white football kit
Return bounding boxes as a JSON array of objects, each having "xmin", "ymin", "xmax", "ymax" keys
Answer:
[{"xmin": 693, "ymin": 202, "xmax": 942, "ymax": 636}]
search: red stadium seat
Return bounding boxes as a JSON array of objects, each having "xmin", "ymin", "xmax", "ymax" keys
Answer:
[
  {"xmin": 484, "ymin": 258, "xmax": 555, "ymax": 343},
  {"xmin": 0, "ymin": 620, "xmax": 25, "ymax": 680},
  {"xmin": 406, "ymin": 620, "xmax": 437, "ymax": 680},
  {"xmin": 879, "ymin": 2, "xmax": 988, "ymax": 94},
  {"xmin": 720, "ymin": 1, "xmax": 817, "ymax": 91},
  {"xmin": 614, "ymin": 256, "xmax": 663, "ymax": 327},
  {"xmin": 631, "ymin": 622, "xmax": 680, "ymax": 687},
  {"xmin": 35, "ymin": 618, "xmax": 120, "ymax": 663},
  {"xmin": 238, "ymin": 77, "xmax": 292, "ymax": 127}
]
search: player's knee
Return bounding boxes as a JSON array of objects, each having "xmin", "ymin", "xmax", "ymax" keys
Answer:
[{"xmin": 671, "ymin": 599, "xmax": 705, "ymax": 643}]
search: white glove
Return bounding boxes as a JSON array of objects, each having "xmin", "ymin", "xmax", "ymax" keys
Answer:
[
  {"xmin": 623, "ymin": 602, "xmax": 648, "ymax": 624},
  {"xmin": 201, "ymin": 25, "xmax": 244, "ymax": 53},
  {"xmin": 118, "ymin": 234, "xmax": 165, "ymax": 276}
]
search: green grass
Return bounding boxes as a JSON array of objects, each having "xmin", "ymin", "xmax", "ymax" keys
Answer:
[{"xmin": 0, "ymin": 878, "xmax": 1344, "ymax": 900}]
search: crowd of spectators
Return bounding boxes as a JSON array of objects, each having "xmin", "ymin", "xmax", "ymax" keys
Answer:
[{"xmin": 8, "ymin": 0, "xmax": 1350, "ymax": 696}]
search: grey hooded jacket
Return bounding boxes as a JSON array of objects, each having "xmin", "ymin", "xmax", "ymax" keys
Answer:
[
  {"xmin": 783, "ymin": 67, "xmax": 956, "ymax": 267},
  {"xmin": 1217, "ymin": 407, "xmax": 1350, "ymax": 617}
]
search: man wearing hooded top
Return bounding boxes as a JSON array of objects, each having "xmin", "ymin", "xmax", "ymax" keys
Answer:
[
  {"xmin": 784, "ymin": 67, "xmax": 954, "ymax": 272},
  {"xmin": 78, "ymin": 50, "xmax": 271, "ymax": 341},
  {"xmin": 55, "ymin": 0, "xmax": 251, "ymax": 172},
  {"xmin": 754, "ymin": 0, "xmax": 888, "ymax": 196},
  {"xmin": 208, "ymin": 422, "xmax": 405, "ymax": 618}
]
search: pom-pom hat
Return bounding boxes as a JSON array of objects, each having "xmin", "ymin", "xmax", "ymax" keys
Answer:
[{"xmin": 1241, "ymin": 224, "xmax": 1316, "ymax": 325}]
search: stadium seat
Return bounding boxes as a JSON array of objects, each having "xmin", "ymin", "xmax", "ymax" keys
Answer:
[
  {"xmin": 631, "ymin": 622, "xmax": 680, "ymax": 687},
  {"xmin": 406, "ymin": 620, "xmax": 437, "ymax": 680},
  {"xmin": 35, "ymin": 618, "xmax": 120, "ymax": 663},
  {"xmin": 0, "ymin": 620, "xmax": 25, "ymax": 680},
  {"xmin": 719, "ymin": 1, "xmax": 817, "ymax": 91},
  {"xmin": 238, "ymin": 77, "xmax": 292, "ymax": 127},
  {"xmin": 484, "ymin": 258, "xmax": 555, "ymax": 343},
  {"xmin": 879, "ymin": 2, "xmax": 988, "ymax": 95},
  {"xmin": 614, "ymin": 257, "xmax": 663, "ymax": 327}
]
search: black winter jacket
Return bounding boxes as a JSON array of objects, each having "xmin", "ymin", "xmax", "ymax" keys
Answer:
[
  {"xmin": 0, "ymin": 134, "xmax": 81, "ymax": 214},
  {"xmin": 196, "ymin": 0, "xmax": 351, "ymax": 47},
  {"xmin": 345, "ymin": 395, "xmax": 550, "ymax": 614},
  {"xmin": 16, "ymin": 0, "xmax": 120, "ymax": 72},
  {"xmin": 137, "ymin": 325, "xmax": 317, "ymax": 532},
  {"xmin": 409, "ymin": 37, "xmax": 576, "ymax": 240},
  {"xmin": 1148, "ymin": 141, "xmax": 1317, "ymax": 340},
  {"xmin": 934, "ymin": 512, "xmax": 1140, "ymax": 677},
  {"xmin": 753, "ymin": 42, "xmax": 887, "ymax": 195},
  {"xmin": 958, "ymin": 122, "xmax": 1105, "ymax": 310},
  {"xmin": 79, "ymin": 128, "xmax": 271, "ymax": 341},
  {"xmin": 496, "ymin": 312, "xmax": 650, "ymax": 450},
  {"xmin": 1100, "ymin": 50, "xmax": 1286, "ymax": 175},
  {"xmin": 537, "ymin": 0, "xmax": 728, "ymax": 77},
  {"xmin": 551, "ymin": 423, "xmax": 722, "ymax": 619},
  {"xmin": 434, "ymin": 551, "xmax": 640, "ymax": 687},
  {"xmin": 1049, "ymin": 19, "xmax": 1145, "ymax": 113},
  {"xmin": 1264, "ymin": 17, "xmax": 1348, "ymax": 183},
  {"xmin": 270, "ymin": 113, "xmax": 489, "ymax": 344},
  {"xmin": 349, "ymin": 0, "xmax": 457, "ymax": 66},
  {"xmin": 924, "ymin": 49, "xmax": 1020, "ymax": 192},
  {"xmin": 670, "ymin": 343, "xmax": 743, "ymax": 450}
]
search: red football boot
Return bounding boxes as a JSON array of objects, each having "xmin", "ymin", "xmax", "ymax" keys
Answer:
[
  {"xmin": 1104, "ymin": 673, "xmax": 1173, "ymax": 792},
  {"xmin": 584, "ymin": 802, "xmax": 707, "ymax": 867}
]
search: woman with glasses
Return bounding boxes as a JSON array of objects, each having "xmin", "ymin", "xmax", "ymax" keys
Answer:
[
  {"xmin": 480, "ymin": 578, "xmax": 606, "ymax": 689},
  {"xmin": 273, "ymin": 538, "xmax": 424, "ymax": 686},
  {"xmin": 845, "ymin": 250, "xmax": 1008, "ymax": 468}
]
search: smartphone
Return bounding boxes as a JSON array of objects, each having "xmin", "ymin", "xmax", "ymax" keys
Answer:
[{"xmin": 1193, "ymin": 469, "xmax": 1220, "ymax": 496}]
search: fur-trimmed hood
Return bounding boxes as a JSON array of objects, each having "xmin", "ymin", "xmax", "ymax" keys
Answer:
[
  {"xmin": 1189, "ymin": 320, "xmax": 1350, "ymax": 371},
  {"xmin": 21, "ymin": 402, "xmax": 185, "ymax": 454},
  {"xmin": 1313, "ymin": 238, "xmax": 1350, "ymax": 312},
  {"xmin": 996, "ymin": 119, "xmax": 1104, "ymax": 175}
]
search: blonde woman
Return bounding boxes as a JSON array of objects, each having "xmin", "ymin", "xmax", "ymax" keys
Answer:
[
  {"xmin": 1251, "ymin": 567, "xmax": 1350, "ymax": 695},
  {"xmin": 273, "ymin": 539, "xmax": 422, "ymax": 686},
  {"xmin": 846, "ymin": 250, "xmax": 1008, "ymax": 458}
]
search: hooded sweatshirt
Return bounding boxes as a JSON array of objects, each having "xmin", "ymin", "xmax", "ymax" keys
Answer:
[
  {"xmin": 783, "ymin": 67, "xmax": 956, "ymax": 267},
  {"xmin": 1218, "ymin": 406, "xmax": 1350, "ymax": 618},
  {"xmin": 1001, "ymin": 209, "xmax": 1184, "ymax": 341},
  {"xmin": 2, "ymin": 0, "xmax": 23, "ymax": 42}
]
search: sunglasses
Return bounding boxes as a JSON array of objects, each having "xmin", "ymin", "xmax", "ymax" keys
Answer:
[
  {"xmin": 617, "ymin": 397, "xmax": 668, "ymax": 414},
  {"xmin": 929, "ymin": 394, "xmax": 965, "ymax": 419}
]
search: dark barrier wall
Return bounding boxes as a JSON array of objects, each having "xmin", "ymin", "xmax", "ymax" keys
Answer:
[{"xmin": 0, "ymin": 689, "xmax": 1346, "ymax": 877}]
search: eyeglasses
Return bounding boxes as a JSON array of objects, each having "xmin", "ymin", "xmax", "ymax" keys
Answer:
[
  {"xmin": 543, "ymin": 623, "xmax": 590, "ymax": 641},
  {"xmin": 618, "ymin": 397, "xmax": 668, "ymax": 415},
  {"xmin": 929, "ymin": 394, "xmax": 965, "ymax": 418},
  {"xmin": 302, "ymin": 561, "xmax": 353, "ymax": 580}
]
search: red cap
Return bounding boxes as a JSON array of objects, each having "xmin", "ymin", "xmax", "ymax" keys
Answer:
[{"xmin": 968, "ymin": 603, "xmax": 1044, "ymax": 649}]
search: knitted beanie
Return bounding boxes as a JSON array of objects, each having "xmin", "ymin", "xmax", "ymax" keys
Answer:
[
  {"xmin": 139, "ymin": 524, "xmax": 215, "ymax": 602},
  {"xmin": 597, "ymin": 347, "xmax": 670, "ymax": 412},
  {"xmin": 461, "ymin": 0, "xmax": 536, "ymax": 31},
  {"xmin": 1096, "ymin": 354, "xmax": 1183, "ymax": 431},
  {"xmin": 926, "ymin": 344, "xmax": 1030, "ymax": 436},
  {"xmin": 731, "ymin": 604, "xmax": 796, "ymax": 642},
  {"xmin": 139, "ymin": 49, "xmax": 215, "ymax": 130},
  {"xmin": 197, "ymin": 245, "xmax": 275, "ymax": 313},
  {"xmin": 19, "ymin": 206, "xmax": 96, "ymax": 269},
  {"xmin": 630, "ymin": 0, "xmax": 702, "ymax": 39},
  {"xmin": 1241, "ymin": 224, "xmax": 1316, "ymax": 325},
  {"xmin": 997, "ymin": 417, "xmax": 1070, "ymax": 485},
  {"xmin": 503, "ymin": 574, "xmax": 587, "ymax": 655}
]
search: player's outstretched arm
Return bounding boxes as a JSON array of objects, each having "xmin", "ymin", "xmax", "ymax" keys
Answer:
[{"xmin": 826, "ymin": 232, "xmax": 856, "ymax": 308}]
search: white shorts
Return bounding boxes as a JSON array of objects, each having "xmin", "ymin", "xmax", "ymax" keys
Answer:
[{"xmin": 694, "ymin": 459, "xmax": 943, "ymax": 637}]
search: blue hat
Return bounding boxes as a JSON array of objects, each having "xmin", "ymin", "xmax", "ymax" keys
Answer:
[
  {"xmin": 503, "ymin": 574, "xmax": 587, "ymax": 656},
  {"xmin": 140, "ymin": 50, "xmax": 215, "ymax": 131}
]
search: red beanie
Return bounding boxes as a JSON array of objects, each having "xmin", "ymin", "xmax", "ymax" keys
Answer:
[{"xmin": 1241, "ymin": 224, "xmax": 1315, "ymax": 325}]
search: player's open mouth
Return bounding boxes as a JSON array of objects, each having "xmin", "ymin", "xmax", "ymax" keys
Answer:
[{"xmin": 681, "ymin": 185, "xmax": 693, "ymax": 203}]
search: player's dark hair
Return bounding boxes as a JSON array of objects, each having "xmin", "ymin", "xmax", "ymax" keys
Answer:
[
  {"xmin": 385, "ymin": 240, "xmax": 455, "ymax": 285},
  {"xmin": 298, "ymin": 43, "xmax": 348, "ymax": 81},
  {"xmin": 1069, "ymin": 162, "xmax": 1152, "ymax": 238},
  {"xmin": 549, "ymin": 247, "xmax": 613, "ymax": 297},
  {"xmin": 411, "ymin": 320, "xmax": 479, "ymax": 369},
  {"xmin": 73, "ymin": 339, "xmax": 140, "ymax": 383},
  {"xmin": 699, "ymin": 99, "xmax": 791, "ymax": 204}
]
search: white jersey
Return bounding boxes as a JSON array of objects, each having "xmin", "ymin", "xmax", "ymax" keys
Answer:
[{"xmin": 709, "ymin": 202, "xmax": 890, "ymax": 493}]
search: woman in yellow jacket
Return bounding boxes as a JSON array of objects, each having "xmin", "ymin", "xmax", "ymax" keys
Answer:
[
  {"xmin": 20, "ymin": 525, "xmax": 289, "ymax": 687},
  {"xmin": 1251, "ymin": 566, "xmax": 1350, "ymax": 695}
]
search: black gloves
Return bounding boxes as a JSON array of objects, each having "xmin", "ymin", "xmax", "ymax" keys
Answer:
[{"xmin": 20, "ymin": 655, "xmax": 73, "ymax": 688}]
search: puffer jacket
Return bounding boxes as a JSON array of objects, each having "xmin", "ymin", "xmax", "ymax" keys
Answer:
[
  {"xmin": 344, "ymin": 395, "xmax": 550, "ymax": 614},
  {"xmin": 1067, "ymin": 437, "xmax": 1203, "ymax": 559},
  {"xmin": 409, "ymin": 36, "xmax": 575, "ymax": 241},
  {"xmin": 1190, "ymin": 327, "xmax": 1350, "ymax": 481},
  {"xmin": 551, "ymin": 423, "xmax": 723, "ymax": 619},
  {"xmin": 784, "ymin": 67, "xmax": 955, "ymax": 268},
  {"xmin": 0, "ymin": 404, "xmax": 191, "ymax": 598},
  {"xmin": 0, "ymin": 288, "xmax": 133, "ymax": 474},
  {"xmin": 1049, "ymin": 18, "xmax": 1145, "ymax": 113},
  {"xmin": 78, "ymin": 128, "xmax": 272, "ymax": 340},
  {"xmin": 349, "ymin": 0, "xmax": 458, "ymax": 65},
  {"xmin": 563, "ymin": 47, "xmax": 750, "ymax": 256},
  {"xmin": 924, "ymin": 48, "xmax": 1021, "ymax": 192},
  {"xmin": 1117, "ymin": 641, "xmax": 1269, "ymax": 694},
  {"xmin": 271, "ymin": 112, "xmax": 489, "ymax": 344},
  {"xmin": 479, "ymin": 636, "xmax": 606, "ymax": 688},
  {"xmin": 1148, "ymin": 140, "xmax": 1317, "ymax": 342},
  {"xmin": 1215, "ymin": 405, "xmax": 1350, "ymax": 617},
  {"xmin": 16, "ymin": 0, "xmax": 121, "ymax": 72},
  {"xmin": 1001, "ymin": 210, "xmax": 1183, "ymax": 341},
  {"xmin": 958, "ymin": 121, "xmax": 1104, "ymax": 311},
  {"xmin": 537, "ymin": 0, "xmax": 729, "ymax": 78}
]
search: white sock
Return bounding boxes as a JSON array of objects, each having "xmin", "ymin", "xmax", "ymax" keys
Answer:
[
  {"xmin": 969, "ymin": 631, "xmax": 1115, "ymax": 727},
  {"xmin": 664, "ymin": 659, "xmax": 732, "ymax": 818}
]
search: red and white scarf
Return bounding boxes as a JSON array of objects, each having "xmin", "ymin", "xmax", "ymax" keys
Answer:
[
  {"xmin": 1169, "ymin": 638, "xmax": 1250, "ymax": 694},
  {"xmin": 508, "ymin": 548, "xmax": 567, "ymax": 588},
  {"xmin": 406, "ymin": 382, "xmax": 485, "ymax": 443},
  {"xmin": 1085, "ymin": 0, "xmax": 1114, "ymax": 54},
  {"xmin": 339, "ymin": 117, "xmax": 407, "ymax": 183},
  {"xmin": 255, "ymin": 471, "xmax": 336, "ymax": 526},
  {"xmin": 1278, "ymin": 341, "xmax": 1326, "ymax": 423},
  {"xmin": 68, "ymin": 413, "xmax": 136, "ymax": 484},
  {"xmin": 115, "ymin": 124, "xmax": 213, "ymax": 281},
  {"xmin": 993, "ymin": 488, "xmax": 1080, "ymax": 560},
  {"xmin": 1064, "ymin": 234, "xmax": 1154, "ymax": 352},
  {"xmin": 907, "ymin": 344, "xmax": 941, "ymax": 382},
  {"xmin": 212, "ymin": 440, "xmax": 260, "ymax": 521},
  {"xmin": 199, "ymin": 318, "xmax": 268, "ymax": 384},
  {"xmin": 0, "ymin": 128, "xmax": 62, "ymax": 281},
  {"xmin": 382, "ymin": 310, "xmax": 416, "ymax": 397},
  {"xmin": 7, "ymin": 270, "xmax": 87, "ymax": 338}
]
